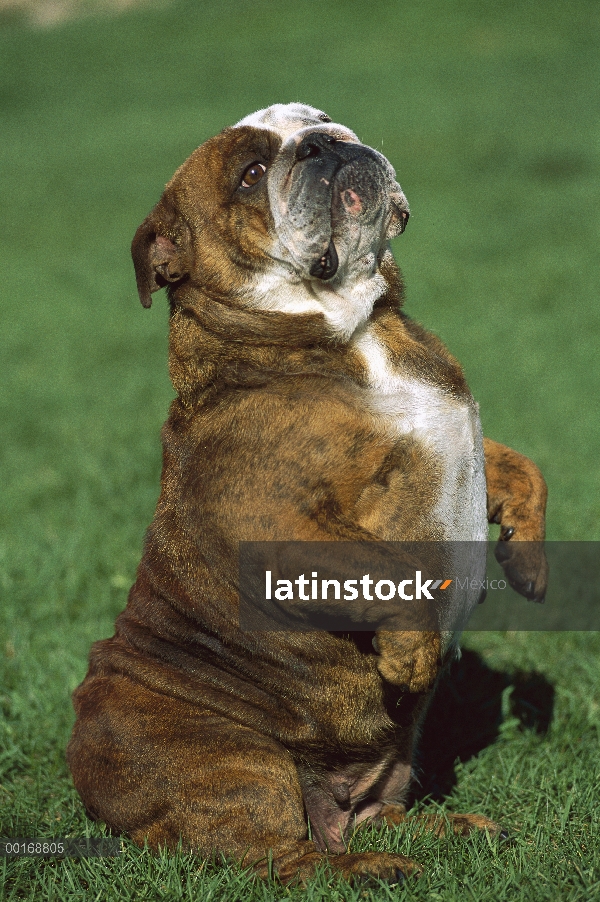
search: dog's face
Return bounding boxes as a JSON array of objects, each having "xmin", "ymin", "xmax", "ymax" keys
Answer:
[{"xmin": 132, "ymin": 103, "xmax": 409, "ymax": 339}]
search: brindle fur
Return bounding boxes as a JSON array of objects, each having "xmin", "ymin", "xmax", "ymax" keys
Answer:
[{"xmin": 68, "ymin": 109, "xmax": 547, "ymax": 884}]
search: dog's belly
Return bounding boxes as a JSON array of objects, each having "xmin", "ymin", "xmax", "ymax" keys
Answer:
[{"xmin": 353, "ymin": 329, "xmax": 488, "ymax": 639}]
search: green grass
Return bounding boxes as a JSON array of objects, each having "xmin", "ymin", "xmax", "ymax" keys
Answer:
[{"xmin": 1, "ymin": 0, "xmax": 599, "ymax": 898}]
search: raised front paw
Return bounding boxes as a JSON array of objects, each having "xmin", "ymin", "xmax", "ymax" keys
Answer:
[
  {"xmin": 374, "ymin": 630, "xmax": 441, "ymax": 692},
  {"xmin": 495, "ymin": 532, "xmax": 548, "ymax": 603}
]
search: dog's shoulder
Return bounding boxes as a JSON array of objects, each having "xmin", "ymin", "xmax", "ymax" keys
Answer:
[{"xmin": 360, "ymin": 305, "xmax": 470, "ymax": 396}]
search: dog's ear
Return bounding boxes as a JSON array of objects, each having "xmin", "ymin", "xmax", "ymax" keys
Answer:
[{"xmin": 131, "ymin": 199, "xmax": 192, "ymax": 308}]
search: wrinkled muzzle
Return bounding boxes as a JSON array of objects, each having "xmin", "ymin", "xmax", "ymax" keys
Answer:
[{"xmin": 268, "ymin": 128, "xmax": 409, "ymax": 282}]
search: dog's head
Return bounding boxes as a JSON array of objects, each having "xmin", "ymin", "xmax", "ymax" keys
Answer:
[{"xmin": 132, "ymin": 103, "xmax": 409, "ymax": 339}]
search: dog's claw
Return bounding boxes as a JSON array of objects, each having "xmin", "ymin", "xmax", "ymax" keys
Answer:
[
  {"xmin": 354, "ymin": 867, "xmax": 406, "ymax": 888},
  {"xmin": 493, "ymin": 540, "xmax": 548, "ymax": 602},
  {"xmin": 497, "ymin": 829, "xmax": 516, "ymax": 848}
]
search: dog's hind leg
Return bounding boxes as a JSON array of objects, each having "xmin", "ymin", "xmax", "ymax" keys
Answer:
[
  {"xmin": 376, "ymin": 802, "xmax": 504, "ymax": 838},
  {"xmin": 68, "ymin": 674, "xmax": 421, "ymax": 884}
]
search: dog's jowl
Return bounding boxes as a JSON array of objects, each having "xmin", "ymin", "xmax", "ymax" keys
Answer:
[{"xmin": 67, "ymin": 103, "xmax": 548, "ymax": 884}]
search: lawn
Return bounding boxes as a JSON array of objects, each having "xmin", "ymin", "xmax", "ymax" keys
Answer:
[{"xmin": 1, "ymin": 0, "xmax": 599, "ymax": 899}]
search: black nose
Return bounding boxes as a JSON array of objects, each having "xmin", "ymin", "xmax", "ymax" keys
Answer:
[
  {"xmin": 309, "ymin": 240, "xmax": 338, "ymax": 280},
  {"xmin": 296, "ymin": 132, "xmax": 338, "ymax": 161}
]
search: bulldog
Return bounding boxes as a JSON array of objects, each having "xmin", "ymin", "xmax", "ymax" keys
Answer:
[{"xmin": 67, "ymin": 103, "xmax": 548, "ymax": 884}]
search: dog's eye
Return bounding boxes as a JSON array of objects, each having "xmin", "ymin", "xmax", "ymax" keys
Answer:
[{"xmin": 240, "ymin": 162, "xmax": 266, "ymax": 188}]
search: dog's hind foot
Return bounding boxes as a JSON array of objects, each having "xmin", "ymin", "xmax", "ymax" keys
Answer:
[
  {"xmin": 271, "ymin": 847, "xmax": 421, "ymax": 886},
  {"xmin": 376, "ymin": 802, "xmax": 505, "ymax": 839}
]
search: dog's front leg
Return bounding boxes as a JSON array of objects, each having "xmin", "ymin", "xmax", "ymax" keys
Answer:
[
  {"xmin": 373, "ymin": 630, "xmax": 441, "ymax": 693},
  {"xmin": 483, "ymin": 437, "xmax": 548, "ymax": 602}
]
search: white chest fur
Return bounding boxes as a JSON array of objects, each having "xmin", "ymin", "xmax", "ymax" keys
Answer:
[
  {"xmin": 352, "ymin": 329, "xmax": 488, "ymax": 543},
  {"xmin": 352, "ymin": 328, "xmax": 488, "ymax": 646}
]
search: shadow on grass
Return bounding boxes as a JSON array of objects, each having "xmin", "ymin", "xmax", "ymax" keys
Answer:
[{"xmin": 412, "ymin": 649, "xmax": 555, "ymax": 802}]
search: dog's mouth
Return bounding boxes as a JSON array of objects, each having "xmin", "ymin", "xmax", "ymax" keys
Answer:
[
  {"xmin": 309, "ymin": 240, "xmax": 339, "ymax": 280},
  {"xmin": 270, "ymin": 135, "xmax": 408, "ymax": 286}
]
